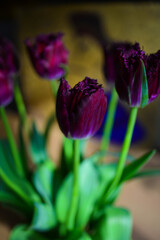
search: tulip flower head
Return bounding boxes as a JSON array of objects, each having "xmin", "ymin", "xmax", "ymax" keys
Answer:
[
  {"xmin": 0, "ymin": 72, "xmax": 13, "ymax": 107},
  {"xmin": 0, "ymin": 37, "xmax": 19, "ymax": 107},
  {"xmin": 56, "ymin": 77, "xmax": 107, "ymax": 139},
  {"xmin": 103, "ymin": 42, "xmax": 131, "ymax": 84},
  {"xmin": 115, "ymin": 43, "xmax": 160, "ymax": 107},
  {"xmin": 25, "ymin": 33, "xmax": 69, "ymax": 80},
  {"xmin": 0, "ymin": 37, "xmax": 19, "ymax": 76}
]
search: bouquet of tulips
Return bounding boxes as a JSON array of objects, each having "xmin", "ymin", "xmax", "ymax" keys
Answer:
[{"xmin": 0, "ymin": 33, "xmax": 160, "ymax": 240}]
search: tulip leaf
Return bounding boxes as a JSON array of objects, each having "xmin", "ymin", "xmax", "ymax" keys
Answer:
[
  {"xmin": 31, "ymin": 202, "xmax": 57, "ymax": 231},
  {"xmin": 77, "ymin": 232, "xmax": 92, "ymax": 240},
  {"xmin": 32, "ymin": 160, "xmax": 55, "ymax": 202},
  {"xmin": 85, "ymin": 150, "xmax": 134, "ymax": 164},
  {"xmin": 0, "ymin": 143, "xmax": 41, "ymax": 205},
  {"xmin": 9, "ymin": 224, "xmax": 48, "ymax": 240},
  {"xmin": 75, "ymin": 160, "xmax": 100, "ymax": 228},
  {"xmin": 120, "ymin": 150, "xmax": 156, "ymax": 182},
  {"xmin": 55, "ymin": 173, "xmax": 72, "ymax": 223},
  {"xmin": 96, "ymin": 163, "xmax": 117, "ymax": 199},
  {"xmin": 30, "ymin": 122, "xmax": 48, "ymax": 165},
  {"xmin": 56, "ymin": 160, "xmax": 101, "ymax": 227},
  {"xmin": 132, "ymin": 169, "xmax": 160, "ymax": 178},
  {"xmin": 56, "ymin": 160, "xmax": 119, "ymax": 229},
  {"xmin": 0, "ymin": 177, "xmax": 30, "ymax": 214},
  {"xmin": 0, "ymin": 191, "xmax": 30, "ymax": 214},
  {"xmin": 141, "ymin": 59, "xmax": 148, "ymax": 108},
  {"xmin": 93, "ymin": 207, "xmax": 132, "ymax": 240}
]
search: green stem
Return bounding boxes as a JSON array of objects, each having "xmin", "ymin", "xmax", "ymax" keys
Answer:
[
  {"xmin": 100, "ymin": 87, "xmax": 118, "ymax": 153},
  {"xmin": 14, "ymin": 81, "xmax": 27, "ymax": 125},
  {"xmin": 50, "ymin": 80, "xmax": 58, "ymax": 99},
  {"xmin": 63, "ymin": 137, "xmax": 73, "ymax": 169},
  {"xmin": 0, "ymin": 107, "xmax": 24, "ymax": 177},
  {"xmin": 66, "ymin": 139, "xmax": 80, "ymax": 230},
  {"xmin": 103, "ymin": 107, "xmax": 138, "ymax": 201}
]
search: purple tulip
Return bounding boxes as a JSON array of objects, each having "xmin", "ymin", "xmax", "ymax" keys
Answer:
[
  {"xmin": 0, "ymin": 37, "xmax": 19, "ymax": 107},
  {"xmin": 115, "ymin": 42, "xmax": 160, "ymax": 107},
  {"xmin": 0, "ymin": 37, "xmax": 19, "ymax": 76},
  {"xmin": 145, "ymin": 50, "xmax": 160, "ymax": 104},
  {"xmin": 0, "ymin": 72, "xmax": 13, "ymax": 107},
  {"xmin": 103, "ymin": 42, "xmax": 132, "ymax": 84},
  {"xmin": 56, "ymin": 77, "xmax": 107, "ymax": 139},
  {"xmin": 25, "ymin": 33, "xmax": 69, "ymax": 80}
]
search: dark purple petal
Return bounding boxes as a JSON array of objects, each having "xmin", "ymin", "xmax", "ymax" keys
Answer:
[
  {"xmin": 119, "ymin": 43, "xmax": 145, "ymax": 87},
  {"xmin": 145, "ymin": 50, "xmax": 160, "ymax": 103},
  {"xmin": 103, "ymin": 42, "xmax": 132, "ymax": 83},
  {"xmin": 0, "ymin": 72, "xmax": 13, "ymax": 107},
  {"xmin": 56, "ymin": 78, "xmax": 71, "ymax": 137},
  {"xmin": 56, "ymin": 77, "xmax": 107, "ymax": 139},
  {"xmin": 25, "ymin": 33, "xmax": 69, "ymax": 80},
  {"xmin": 129, "ymin": 60, "xmax": 143, "ymax": 106},
  {"xmin": 0, "ymin": 37, "xmax": 19, "ymax": 75},
  {"xmin": 115, "ymin": 42, "xmax": 152, "ymax": 107},
  {"xmin": 0, "ymin": 37, "xmax": 18, "ymax": 107}
]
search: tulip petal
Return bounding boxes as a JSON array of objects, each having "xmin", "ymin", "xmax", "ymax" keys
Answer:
[
  {"xmin": 25, "ymin": 33, "xmax": 69, "ymax": 80},
  {"xmin": 56, "ymin": 77, "xmax": 107, "ymax": 139},
  {"xmin": 56, "ymin": 78, "xmax": 71, "ymax": 137}
]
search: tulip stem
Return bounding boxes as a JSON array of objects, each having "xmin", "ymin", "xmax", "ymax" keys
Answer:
[
  {"xmin": 51, "ymin": 80, "xmax": 58, "ymax": 99},
  {"xmin": 14, "ymin": 81, "xmax": 27, "ymax": 125},
  {"xmin": 66, "ymin": 139, "xmax": 80, "ymax": 230},
  {"xmin": 0, "ymin": 107, "xmax": 24, "ymax": 177},
  {"xmin": 103, "ymin": 107, "xmax": 138, "ymax": 202},
  {"xmin": 100, "ymin": 87, "xmax": 118, "ymax": 154}
]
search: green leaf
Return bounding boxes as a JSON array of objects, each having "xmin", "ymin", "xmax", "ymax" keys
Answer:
[
  {"xmin": 96, "ymin": 163, "xmax": 117, "ymax": 201},
  {"xmin": 0, "ymin": 143, "xmax": 41, "ymax": 206},
  {"xmin": 121, "ymin": 150, "xmax": 156, "ymax": 182},
  {"xmin": 0, "ymin": 192, "xmax": 29, "ymax": 214},
  {"xmin": 141, "ymin": 59, "xmax": 148, "ymax": 108},
  {"xmin": 32, "ymin": 160, "xmax": 55, "ymax": 202},
  {"xmin": 91, "ymin": 164, "xmax": 121, "ymax": 221},
  {"xmin": 78, "ymin": 232, "xmax": 92, "ymax": 240},
  {"xmin": 56, "ymin": 160, "xmax": 118, "ymax": 229},
  {"xmin": 85, "ymin": 150, "xmax": 134, "ymax": 164},
  {"xmin": 31, "ymin": 202, "xmax": 57, "ymax": 231},
  {"xmin": 9, "ymin": 225, "xmax": 48, "ymax": 240},
  {"xmin": 0, "ymin": 179, "xmax": 30, "ymax": 215},
  {"xmin": 30, "ymin": 123, "xmax": 48, "ymax": 164},
  {"xmin": 93, "ymin": 207, "xmax": 132, "ymax": 240},
  {"xmin": 44, "ymin": 112, "xmax": 55, "ymax": 142},
  {"xmin": 75, "ymin": 160, "xmax": 100, "ymax": 228},
  {"xmin": 55, "ymin": 173, "xmax": 72, "ymax": 223},
  {"xmin": 133, "ymin": 169, "xmax": 160, "ymax": 178},
  {"xmin": 55, "ymin": 160, "xmax": 101, "ymax": 227}
]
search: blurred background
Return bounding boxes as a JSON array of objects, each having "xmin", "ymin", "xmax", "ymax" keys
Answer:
[{"xmin": 0, "ymin": 1, "xmax": 160, "ymax": 240}]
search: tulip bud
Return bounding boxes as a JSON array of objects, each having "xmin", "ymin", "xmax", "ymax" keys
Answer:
[
  {"xmin": 56, "ymin": 77, "xmax": 107, "ymax": 139},
  {"xmin": 115, "ymin": 43, "xmax": 160, "ymax": 107},
  {"xmin": 103, "ymin": 42, "xmax": 131, "ymax": 84},
  {"xmin": 0, "ymin": 73, "xmax": 13, "ymax": 107},
  {"xmin": 25, "ymin": 33, "xmax": 69, "ymax": 80},
  {"xmin": 0, "ymin": 37, "xmax": 19, "ymax": 76},
  {"xmin": 0, "ymin": 37, "xmax": 19, "ymax": 107}
]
